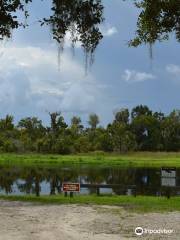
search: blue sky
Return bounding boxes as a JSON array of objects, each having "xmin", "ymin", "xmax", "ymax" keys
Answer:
[{"xmin": 0, "ymin": 0, "xmax": 179, "ymax": 126}]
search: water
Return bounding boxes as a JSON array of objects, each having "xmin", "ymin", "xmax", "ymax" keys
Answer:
[{"xmin": 0, "ymin": 164, "xmax": 179, "ymax": 197}]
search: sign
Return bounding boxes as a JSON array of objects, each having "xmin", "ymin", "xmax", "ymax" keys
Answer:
[
  {"xmin": 161, "ymin": 167, "xmax": 176, "ymax": 187},
  {"xmin": 161, "ymin": 168, "xmax": 176, "ymax": 178},
  {"xmin": 62, "ymin": 183, "xmax": 80, "ymax": 192},
  {"xmin": 161, "ymin": 178, "xmax": 176, "ymax": 187}
]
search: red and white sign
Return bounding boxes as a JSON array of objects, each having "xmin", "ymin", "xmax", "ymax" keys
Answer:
[{"xmin": 62, "ymin": 183, "xmax": 80, "ymax": 192}]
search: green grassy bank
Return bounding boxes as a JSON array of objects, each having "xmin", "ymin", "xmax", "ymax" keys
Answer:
[
  {"xmin": 0, "ymin": 195, "xmax": 179, "ymax": 212},
  {"xmin": 0, "ymin": 152, "xmax": 180, "ymax": 167}
]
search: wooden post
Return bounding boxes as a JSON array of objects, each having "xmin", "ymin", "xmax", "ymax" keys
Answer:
[
  {"xmin": 70, "ymin": 192, "xmax": 74, "ymax": 198},
  {"xmin": 166, "ymin": 189, "xmax": 171, "ymax": 199},
  {"xmin": 64, "ymin": 192, "xmax": 68, "ymax": 197},
  {"xmin": 96, "ymin": 187, "xmax": 100, "ymax": 196}
]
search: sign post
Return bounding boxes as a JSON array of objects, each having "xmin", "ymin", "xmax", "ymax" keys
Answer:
[{"xmin": 62, "ymin": 183, "xmax": 80, "ymax": 197}]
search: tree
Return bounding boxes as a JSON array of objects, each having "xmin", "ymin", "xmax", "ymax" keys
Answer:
[
  {"xmin": 0, "ymin": 106, "xmax": 179, "ymax": 153},
  {"xmin": 0, "ymin": 0, "xmax": 32, "ymax": 40},
  {"xmin": 74, "ymin": 136, "xmax": 90, "ymax": 153},
  {"xmin": 131, "ymin": 105, "xmax": 152, "ymax": 119},
  {"xmin": 18, "ymin": 117, "xmax": 45, "ymax": 139},
  {"xmin": 129, "ymin": 0, "xmax": 180, "ymax": 48},
  {"xmin": 97, "ymin": 128, "xmax": 113, "ymax": 152},
  {"xmin": 109, "ymin": 122, "xmax": 136, "ymax": 152},
  {"xmin": 131, "ymin": 107, "xmax": 165, "ymax": 151},
  {"xmin": 161, "ymin": 110, "xmax": 180, "ymax": 151},
  {"xmin": 18, "ymin": 117, "xmax": 45, "ymax": 151},
  {"xmin": 0, "ymin": 0, "xmax": 104, "ymax": 68},
  {"xmin": 71, "ymin": 116, "xmax": 81, "ymax": 126},
  {"xmin": 47, "ymin": 112, "xmax": 69, "ymax": 153},
  {"xmin": 0, "ymin": 115, "xmax": 18, "ymax": 152},
  {"xmin": 49, "ymin": 112, "xmax": 68, "ymax": 134},
  {"xmin": 70, "ymin": 116, "xmax": 83, "ymax": 141},
  {"xmin": 114, "ymin": 108, "xmax": 130, "ymax": 124},
  {"xmin": 88, "ymin": 113, "xmax": 99, "ymax": 130},
  {"xmin": 1, "ymin": 1, "xmax": 180, "ymax": 65},
  {"xmin": 131, "ymin": 114, "xmax": 162, "ymax": 151},
  {"xmin": 0, "ymin": 115, "xmax": 14, "ymax": 131}
]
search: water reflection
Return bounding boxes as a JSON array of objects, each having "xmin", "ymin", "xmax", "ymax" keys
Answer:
[{"xmin": 0, "ymin": 165, "xmax": 179, "ymax": 197}]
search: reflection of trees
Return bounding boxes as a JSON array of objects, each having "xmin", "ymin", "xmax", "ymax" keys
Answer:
[
  {"xmin": 46, "ymin": 167, "xmax": 80, "ymax": 195},
  {"xmin": 1, "ymin": 165, "xmax": 178, "ymax": 197},
  {"xmin": 47, "ymin": 168, "xmax": 63, "ymax": 195},
  {"xmin": 0, "ymin": 166, "xmax": 18, "ymax": 194},
  {"xmin": 107, "ymin": 168, "xmax": 136, "ymax": 195},
  {"xmin": 82, "ymin": 167, "xmax": 108, "ymax": 194},
  {"xmin": 17, "ymin": 176, "xmax": 35, "ymax": 194},
  {"xmin": 84, "ymin": 167, "xmax": 107, "ymax": 183},
  {"xmin": 0, "ymin": 165, "xmax": 81, "ymax": 196},
  {"xmin": 134, "ymin": 168, "xmax": 161, "ymax": 195},
  {"xmin": 16, "ymin": 167, "xmax": 46, "ymax": 196}
]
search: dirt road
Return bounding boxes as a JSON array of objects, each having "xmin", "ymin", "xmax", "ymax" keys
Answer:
[{"xmin": 0, "ymin": 200, "xmax": 179, "ymax": 240}]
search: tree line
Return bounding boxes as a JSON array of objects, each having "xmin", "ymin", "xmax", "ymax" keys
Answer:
[{"xmin": 0, "ymin": 105, "xmax": 180, "ymax": 153}]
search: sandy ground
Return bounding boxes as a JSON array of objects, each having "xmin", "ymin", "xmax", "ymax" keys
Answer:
[{"xmin": 0, "ymin": 200, "xmax": 180, "ymax": 240}]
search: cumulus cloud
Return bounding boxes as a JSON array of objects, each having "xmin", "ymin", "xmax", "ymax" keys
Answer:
[
  {"xmin": 100, "ymin": 25, "xmax": 118, "ymax": 37},
  {"xmin": 122, "ymin": 69, "xmax": 155, "ymax": 83},
  {"xmin": 166, "ymin": 64, "xmax": 180, "ymax": 75},
  {"xmin": 0, "ymin": 45, "xmax": 102, "ymax": 118},
  {"xmin": 63, "ymin": 31, "xmax": 82, "ymax": 49}
]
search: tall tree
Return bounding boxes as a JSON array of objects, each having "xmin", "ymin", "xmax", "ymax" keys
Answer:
[
  {"xmin": 131, "ymin": 105, "xmax": 152, "ymax": 119},
  {"xmin": 114, "ymin": 108, "xmax": 130, "ymax": 124},
  {"xmin": 88, "ymin": 113, "xmax": 99, "ymax": 130},
  {"xmin": 161, "ymin": 110, "xmax": 180, "ymax": 151}
]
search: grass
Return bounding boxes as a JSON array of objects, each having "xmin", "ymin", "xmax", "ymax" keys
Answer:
[
  {"xmin": 0, "ymin": 152, "xmax": 180, "ymax": 167},
  {"xmin": 0, "ymin": 194, "xmax": 179, "ymax": 213}
]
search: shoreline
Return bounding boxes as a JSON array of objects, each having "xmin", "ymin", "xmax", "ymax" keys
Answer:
[{"xmin": 0, "ymin": 195, "xmax": 180, "ymax": 213}]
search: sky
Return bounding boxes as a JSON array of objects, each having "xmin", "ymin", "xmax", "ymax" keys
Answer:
[{"xmin": 0, "ymin": 0, "xmax": 180, "ymax": 126}]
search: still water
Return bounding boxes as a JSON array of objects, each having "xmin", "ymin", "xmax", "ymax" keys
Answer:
[{"xmin": 0, "ymin": 164, "xmax": 180, "ymax": 196}]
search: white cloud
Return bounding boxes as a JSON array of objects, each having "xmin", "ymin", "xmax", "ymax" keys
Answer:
[
  {"xmin": 122, "ymin": 69, "xmax": 155, "ymax": 83},
  {"xmin": 100, "ymin": 25, "xmax": 118, "ymax": 37},
  {"xmin": 166, "ymin": 64, "xmax": 180, "ymax": 75},
  {"xmin": 63, "ymin": 31, "xmax": 82, "ymax": 49},
  {"xmin": 59, "ymin": 24, "xmax": 118, "ymax": 50},
  {"xmin": 0, "ymin": 45, "xmax": 102, "ymax": 118}
]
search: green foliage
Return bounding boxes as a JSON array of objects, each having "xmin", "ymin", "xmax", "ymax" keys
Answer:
[
  {"xmin": 88, "ymin": 113, "xmax": 100, "ymax": 129},
  {"xmin": 0, "ymin": 106, "xmax": 179, "ymax": 154},
  {"xmin": 74, "ymin": 136, "xmax": 90, "ymax": 153},
  {"xmin": 129, "ymin": 0, "xmax": 180, "ymax": 47},
  {"xmin": 45, "ymin": 0, "xmax": 104, "ymax": 66},
  {"xmin": 1, "ymin": 0, "xmax": 180, "ymax": 62},
  {"xmin": 2, "ymin": 139, "xmax": 17, "ymax": 153},
  {"xmin": 114, "ymin": 108, "xmax": 130, "ymax": 124},
  {"xmin": 0, "ymin": 0, "xmax": 32, "ymax": 40},
  {"xmin": 0, "ymin": 0, "xmax": 104, "ymax": 69}
]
